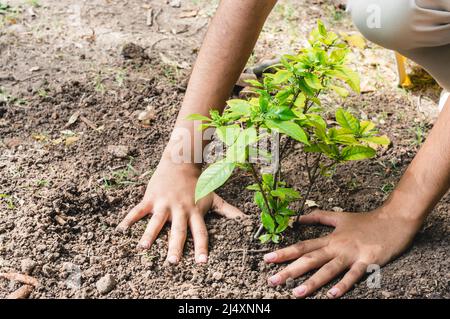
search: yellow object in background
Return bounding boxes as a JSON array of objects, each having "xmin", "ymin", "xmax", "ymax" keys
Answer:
[{"xmin": 395, "ymin": 52, "xmax": 413, "ymax": 88}]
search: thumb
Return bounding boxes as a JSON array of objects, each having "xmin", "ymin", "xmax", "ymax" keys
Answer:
[{"xmin": 211, "ymin": 193, "xmax": 248, "ymax": 219}]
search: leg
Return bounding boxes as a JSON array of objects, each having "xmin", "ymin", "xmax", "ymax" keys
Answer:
[{"xmin": 350, "ymin": 0, "xmax": 450, "ymax": 91}]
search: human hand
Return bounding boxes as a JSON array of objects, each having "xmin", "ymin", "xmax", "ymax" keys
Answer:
[
  {"xmin": 264, "ymin": 208, "xmax": 422, "ymax": 298},
  {"xmin": 116, "ymin": 156, "xmax": 246, "ymax": 264}
]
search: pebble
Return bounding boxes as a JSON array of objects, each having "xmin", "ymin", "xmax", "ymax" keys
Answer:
[
  {"xmin": 169, "ymin": 0, "xmax": 181, "ymax": 8},
  {"xmin": 212, "ymin": 271, "xmax": 223, "ymax": 281},
  {"xmin": 381, "ymin": 290, "xmax": 393, "ymax": 298},
  {"xmin": 21, "ymin": 258, "xmax": 37, "ymax": 274},
  {"xmin": 285, "ymin": 277, "xmax": 296, "ymax": 289},
  {"xmin": 96, "ymin": 274, "xmax": 117, "ymax": 295},
  {"xmin": 107, "ymin": 145, "xmax": 130, "ymax": 158}
]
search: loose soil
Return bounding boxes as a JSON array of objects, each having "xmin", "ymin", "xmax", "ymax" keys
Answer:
[{"xmin": 0, "ymin": 0, "xmax": 448, "ymax": 299}]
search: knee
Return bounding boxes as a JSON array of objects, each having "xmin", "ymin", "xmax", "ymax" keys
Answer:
[{"xmin": 349, "ymin": 0, "xmax": 420, "ymax": 51}]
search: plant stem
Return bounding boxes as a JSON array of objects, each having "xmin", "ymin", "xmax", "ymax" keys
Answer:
[
  {"xmin": 296, "ymin": 153, "xmax": 322, "ymax": 220},
  {"xmin": 250, "ymin": 163, "xmax": 273, "ymax": 240},
  {"xmin": 249, "ymin": 163, "xmax": 272, "ymax": 216}
]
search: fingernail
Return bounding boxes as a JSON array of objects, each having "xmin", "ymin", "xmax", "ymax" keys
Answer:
[
  {"xmin": 327, "ymin": 287, "xmax": 340, "ymax": 298},
  {"xmin": 268, "ymin": 274, "xmax": 282, "ymax": 286},
  {"xmin": 293, "ymin": 285, "xmax": 307, "ymax": 297},
  {"xmin": 115, "ymin": 224, "xmax": 128, "ymax": 233},
  {"xmin": 167, "ymin": 255, "xmax": 179, "ymax": 264},
  {"xmin": 196, "ymin": 254, "xmax": 208, "ymax": 264},
  {"xmin": 264, "ymin": 252, "xmax": 277, "ymax": 263},
  {"xmin": 136, "ymin": 242, "xmax": 149, "ymax": 250}
]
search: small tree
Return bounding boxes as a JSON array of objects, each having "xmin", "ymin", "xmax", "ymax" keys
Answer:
[{"xmin": 188, "ymin": 21, "xmax": 389, "ymax": 243}]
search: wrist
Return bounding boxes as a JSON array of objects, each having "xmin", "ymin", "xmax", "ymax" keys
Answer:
[
  {"xmin": 378, "ymin": 189, "xmax": 428, "ymax": 227},
  {"xmin": 161, "ymin": 143, "xmax": 203, "ymax": 170}
]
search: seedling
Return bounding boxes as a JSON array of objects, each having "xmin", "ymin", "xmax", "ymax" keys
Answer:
[
  {"xmin": 189, "ymin": 21, "xmax": 389, "ymax": 243},
  {"xmin": 102, "ymin": 157, "xmax": 140, "ymax": 189},
  {"xmin": 0, "ymin": 194, "xmax": 14, "ymax": 209}
]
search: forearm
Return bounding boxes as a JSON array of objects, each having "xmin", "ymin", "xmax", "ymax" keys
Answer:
[
  {"xmin": 165, "ymin": 0, "xmax": 276, "ymax": 154},
  {"xmin": 383, "ymin": 98, "xmax": 450, "ymax": 222}
]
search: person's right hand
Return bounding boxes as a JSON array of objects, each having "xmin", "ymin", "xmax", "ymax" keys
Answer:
[{"xmin": 116, "ymin": 155, "xmax": 246, "ymax": 264}]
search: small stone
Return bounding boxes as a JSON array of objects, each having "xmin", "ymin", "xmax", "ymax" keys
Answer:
[
  {"xmin": 285, "ymin": 277, "xmax": 296, "ymax": 289},
  {"xmin": 36, "ymin": 244, "xmax": 47, "ymax": 252},
  {"xmin": 242, "ymin": 219, "xmax": 253, "ymax": 227},
  {"xmin": 107, "ymin": 145, "xmax": 130, "ymax": 158},
  {"xmin": 42, "ymin": 264, "xmax": 54, "ymax": 277},
  {"xmin": 4, "ymin": 137, "xmax": 23, "ymax": 148},
  {"xmin": 252, "ymin": 292, "xmax": 262, "ymax": 299},
  {"xmin": 168, "ymin": 0, "xmax": 181, "ymax": 8},
  {"xmin": 137, "ymin": 105, "xmax": 156, "ymax": 124},
  {"xmin": 381, "ymin": 290, "xmax": 393, "ymax": 298},
  {"xmin": 21, "ymin": 258, "xmax": 36, "ymax": 274},
  {"xmin": 212, "ymin": 271, "xmax": 223, "ymax": 281},
  {"xmin": 96, "ymin": 274, "xmax": 117, "ymax": 295},
  {"xmin": 332, "ymin": 206, "xmax": 344, "ymax": 212}
]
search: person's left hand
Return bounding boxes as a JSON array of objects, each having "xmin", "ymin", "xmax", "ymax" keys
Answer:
[{"xmin": 263, "ymin": 207, "xmax": 423, "ymax": 298}]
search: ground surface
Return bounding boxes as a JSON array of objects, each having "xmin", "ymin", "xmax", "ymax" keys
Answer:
[{"xmin": 0, "ymin": 0, "xmax": 449, "ymax": 299}]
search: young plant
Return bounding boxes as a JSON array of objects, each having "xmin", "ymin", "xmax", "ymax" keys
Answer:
[{"xmin": 189, "ymin": 21, "xmax": 390, "ymax": 243}]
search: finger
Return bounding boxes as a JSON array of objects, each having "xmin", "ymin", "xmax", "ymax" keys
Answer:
[
  {"xmin": 264, "ymin": 237, "xmax": 328, "ymax": 263},
  {"xmin": 267, "ymin": 248, "xmax": 331, "ymax": 286},
  {"xmin": 298, "ymin": 209, "xmax": 340, "ymax": 227},
  {"xmin": 137, "ymin": 210, "xmax": 169, "ymax": 250},
  {"xmin": 212, "ymin": 194, "xmax": 247, "ymax": 219},
  {"xmin": 293, "ymin": 257, "xmax": 349, "ymax": 298},
  {"xmin": 116, "ymin": 200, "xmax": 153, "ymax": 232},
  {"xmin": 327, "ymin": 261, "xmax": 367, "ymax": 299},
  {"xmin": 166, "ymin": 210, "xmax": 188, "ymax": 264},
  {"xmin": 189, "ymin": 212, "xmax": 209, "ymax": 264}
]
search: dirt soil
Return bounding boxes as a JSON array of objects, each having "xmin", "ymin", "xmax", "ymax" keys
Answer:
[{"xmin": 1, "ymin": 0, "xmax": 449, "ymax": 299}]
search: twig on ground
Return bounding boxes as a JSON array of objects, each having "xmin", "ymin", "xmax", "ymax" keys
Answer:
[
  {"xmin": 0, "ymin": 272, "xmax": 40, "ymax": 286},
  {"xmin": 7, "ymin": 285, "xmax": 34, "ymax": 299}
]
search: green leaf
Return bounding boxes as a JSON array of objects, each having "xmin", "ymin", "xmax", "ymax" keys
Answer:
[
  {"xmin": 216, "ymin": 125, "xmax": 241, "ymax": 146},
  {"xmin": 226, "ymin": 127, "xmax": 258, "ymax": 162},
  {"xmin": 336, "ymin": 108, "xmax": 360, "ymax": 132},
  {"xmin": 226, "ymin": 99, "xmax": 252, "ymax": 116},
  {"xmin": 360, "ymin": 135, "xmax": 390, "ymax": 145},
  {"xmin": 186, "ymin": 114, "xmax": 211, "ymax": 121},
  {"xmin": 275, "ymin": 89, "xmax": 293, "ymax": 104},
  {"xmin": 265, "ymin": 119, "xmax": 309, "ymax": 145},
  {"xmin": 332, "ymin": 66, "xmax": 360, "ymax": 93},
  {"xmin": 261, "ymin": 211, "xmax": 275, "ymax": 233},
  {"xmin": 254, "ymin": 192, "xmax": 266, "ymax": 212},
  {"xmin": 270, "ymin": 106, "xmax": 296, "ymax": 121},
  {"xmin": 294, "ymin": 93, "xmax": 306, "ymax": 108},
  {"xmin": 341, "ymin": 145, "xmax": 376, "ymax": 161},
  {"xmin": 246, "ymin": 183, "xmax": 260, "ymax": 191},
  {"xmin": 271, "ymin": 188, "xmax": 300, "ymax": 201},
  {"xmin": 275, "ymin": 215, "xmax": 289, "ymax": 233},
  {"xmin": 271, "ymin": 234, "xmax": 281, "ymax": 243},
  {"xmin": 245, "ymin": 79, "xmax": 263, "ymax": 87},
  {"xmin": 259, "ymin": 234, "xmax": 272, "ymax": 243},
  {"xmin": 304, "ymin": 73, "xmax": 322, "ymax": 90},
  {"xmin": 195, "ymin": 161, "xmax": 235, "ymax": 202},
  {"xmin": 280, "ymin": 207, "xmax": 296, "ymax": 216},
  {"xmin": 359, "ymin": 120, "xmax": 376, "ymax": 134},
  {"xmin": 304, "ymin": 144, "xmax": 321, "ymax": 153},
  {"xmin": 272, "ymin": 70, "xmax": 292, "ymax": 85},
  {"xmin": 317, "ymin": 20, "xmax": 327, "ymax": 37},
  {"xmin": 330, "ymin": 85, "xmax": 349, "ymax": 98},
  {"xmin": 262, "ymin": 174, "xmax": 274, "ymax": 188}
]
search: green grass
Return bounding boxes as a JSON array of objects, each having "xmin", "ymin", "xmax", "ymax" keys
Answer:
[
  {"xmin": 102, "ymin": 158, "xmax": 141, "ymax": 189},
  {"xmin": 0, "ymin": 194, "xmax": 14, "ymax": 209}
]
